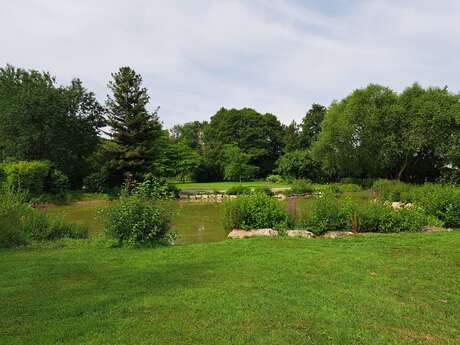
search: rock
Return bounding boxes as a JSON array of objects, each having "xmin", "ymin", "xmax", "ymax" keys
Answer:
[
  {"xmin": 391, "ymin": 202, "xmax": 403, "ymax": 210},
  {"xmin": 287, "ymin": 230, "xmax": 315, "ymax": 238},
  {"xmin": 322, "ymin": 231, "xmax": 354, "ymax": 239},
  {"xmin": 228, "ymin": 228, "xmax": 278, "ymax": 239},
  {"xmin": 421, "ymin": 226, "xmax": 453, "ymax": 233}
]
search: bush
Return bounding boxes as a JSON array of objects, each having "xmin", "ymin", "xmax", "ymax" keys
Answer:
[
  {"xmin": 351, "ymin": 201, "xmax": 428, "ymax": 233},
  {"xmin": 22, "ymin": 210, "xmax": 88, "ymax": 241},
  {"xmin": 301, "ymin": 195, "xmax": 430, "ymax": 234},
  {"xmin": 223, "ymin": 192, "xmax": 291, "ymax": 231},
  {"xmin": 266, "ymin": 175, "xmax": 285, "ymax": 184},
  {"xmin": 226, "ymin": 185, "xmax": 252, "ymax": 195},
  {"xmin": 104, "ymin": 196, "xmax": 173, "ymax": 247},
  {"xmin": 0, "ymin": 189, "xmax": 28, "ymax": 248},
  {"xmin": 83, "ymin": 172, "xmax": 107, "ymax": 193},
  {"xmin": 132, "ymin": 174, "xmax": 179, "ymax": 199},
  {"xmin": 408, "ymin": 184, "xmax": 460, "ymax": 227},
  {"xmin": 289, "ymin": 180, "xmax": 315, "ymax": 195},
  {"xmin": 322, "ymin": 183, "xmax": 362, "ymax": 194},
  {"xmin": 372, "ymin": 179, "xmax": 412, "ymax": 202},
  {"xmin": 0, "ymin": 188, "xmax": 85, "ymax": 248},
  {"xmin": 301, "ymin": 194, "xmax": 348, "ymax": 234},
  {"xmin": 0, "ymin": 161, "xmax": 69, "ymax": 198}
]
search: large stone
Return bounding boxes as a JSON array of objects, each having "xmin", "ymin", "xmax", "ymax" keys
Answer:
[
  {"xmin": 228, "ymin": 228, "xmax": 278, "ymax": 239},
  {"xmin": 322, "ymin": 231, "xmax": 354, "ymax": 239},
  {"xmin": 287, "ymin": 230, "xmax": 315, "ymax": 238}
]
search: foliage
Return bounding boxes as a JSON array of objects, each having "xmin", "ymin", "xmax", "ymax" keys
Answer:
[
  {"xmin": 0, "ymin": 188, "xmax": 28, "ymax": 248},
  {"xmin": 105, "ymin": 66, "xmax": 163, "ymax": 183},
  {"xmin": 204, "ymin": 107, "xmax": 284, "ymax": 179},
  {"xmin": 372, "ymin": 179, "xmax": 412, "ymax": 202},
  {"xmin": 348, "ymin": 200, "xmax": 429, "ymax": 233},
  {"xmin": 22, "ymin": 210, "xmax": 88, "ymax": 241},
  {"xmin": 312, "ymin": 84, "xmax": 460, "ymax": 182},
  {"xmin": 321, "ymin": 183, "xmax": 362, "ymax": 194},
  {"xmin": 266, "ymin": 174, "xmax": 285, "ymax": 184},
  {"xmin": 132, "ymin": 174, "xmax": 179, "ymax": 200},
  {"xmin": 289, "ymin": 179, "xmax": 315, "ymax": 195},
  {"xmin": 223, "ymin": 192, "xmax": 290, "ymax": 231},
  {"xmin": 300, "ymin": 194, "xmax": 347, "ymax": 234},
  {"xmin": 275, "ymin": 150, "xmax": 323, "ymax": 180},
  {"xmin": 104, "ymin": 195, "xmax": 173, "ymax": 247},
  {"xmin": 226, "ymin": 185, "xmax": 252, "ymax": 195},
  {"xmin": 0, "ymin": 160, "xmax": 69, "ymax": 198},
  {"xmin": 222, "ymin": 144, "xmax": 258, "ymax": 181},
  {"xmin": 0, "ymin": 188, "xmax": 87, "ymax": 248},
  {"xmin": 301, "ymin": 195, "xmax": 430, "ymax": 234},
  {"xmin": 0, "ymin": 65, "xmax": 105, "ymax": 187},
  {"xmin": 82, "ymin": 172, "xmax": 108, "ymax": 193},
  {"xmin": 408, "ymin": 184, "xmax": 460, "ymax": 227},
  {"xmin": 299, "ymin": 103, "xmax": 326, "ymax": 148}
]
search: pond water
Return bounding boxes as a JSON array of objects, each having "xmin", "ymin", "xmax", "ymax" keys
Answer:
[
  {"xmin": 43, "ymin": 198, "xmax": 316, "ymax": 245},
  {"xmin": 43, "ymin": 200, "xmax": 227, "ymax": 245}
]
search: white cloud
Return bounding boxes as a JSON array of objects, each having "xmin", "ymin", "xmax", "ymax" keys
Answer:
[{"xmin": 1, "ymin": 0, "xmax": 459, "ymax": 127}]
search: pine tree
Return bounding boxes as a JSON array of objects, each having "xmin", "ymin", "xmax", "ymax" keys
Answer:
[{"xmin": 106, "ymin": 67, "xmax": 162, "ymax": 183}]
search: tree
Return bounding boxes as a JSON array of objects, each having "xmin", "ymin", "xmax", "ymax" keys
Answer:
[
  {"xmin": 171, "ymin": 121, "xmax": 206, "ymax": 154},
  {"xmin": 312, "ymin": 85, "xmax": 400, "ymax": 178},
  {"xmin": 222, "ymin": 144, "xmax": 258, "ymax": 182},
  {"xmin": 0, "ymin": 64, "xmax": 105, "ymax": 187},
  {"xmin": 106, "ymin": 67, "xmax": 162, "ymax": 183},
  {"xmin": 275, "ymin": 150, "xmax": 323, "ymax": 180},
  {"xmin": 300, "ymin": 104, "xmax": 326, "ymax": 148},
  {"xmin": 204, "ymin": 108, "xmax": 283, "ymax": 179},
  {"xmin": 282, "ymin": 121, "xmax": 301, "ymax": 153}
]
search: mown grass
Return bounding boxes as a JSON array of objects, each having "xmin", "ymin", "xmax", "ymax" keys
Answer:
[
  {"xmin": 1, "ymin": 232, "xmax": 459, "ymax": 345},
  {"xmin": 175, "ymin": 181, "xmax": 290, "ymax": 191}
]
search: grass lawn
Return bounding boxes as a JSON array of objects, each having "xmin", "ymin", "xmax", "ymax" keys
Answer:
[
  {"xmin": 175, "ymin": 181, "xmax": 290, "ymax": 191},
  {"xmin": 1, "ymin": 232, "xmax": 459, "ymax": 345}
]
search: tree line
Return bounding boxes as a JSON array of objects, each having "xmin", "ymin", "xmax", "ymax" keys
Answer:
[{"xmin": 0, "ymin": 64, "xmax": 459, "ymax": 191}]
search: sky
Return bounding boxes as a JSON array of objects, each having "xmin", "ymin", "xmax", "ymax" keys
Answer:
[{"xmin": 1, "ymin": 0, "xmax": 459, "ymax": 127}]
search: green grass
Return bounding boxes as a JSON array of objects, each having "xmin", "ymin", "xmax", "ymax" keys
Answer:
[
  {"xmin": 1, "ymin": 232, "xmax": 459, "ymax": 345},
  {"xmin": 175, "ymin": 181, "xmax": 290, "ymax": 191}
]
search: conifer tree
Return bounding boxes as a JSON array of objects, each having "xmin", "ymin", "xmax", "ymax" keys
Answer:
[{"xmin": 106, "ymin": 67, "xmax": 162, "ymax": 183}]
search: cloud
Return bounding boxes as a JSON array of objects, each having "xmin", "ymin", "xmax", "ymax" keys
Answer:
[{"xmin": 1, "ymin": 0, "xmax": 459, "ymax": 127}]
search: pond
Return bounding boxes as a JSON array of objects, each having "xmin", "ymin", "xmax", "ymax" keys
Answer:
[
  {"xmin": 43, "ymin": 200, "xmax": 227, "ymax": 245},
  {"xmin": 42, "ymin": 198, "xmax": 317, "ymax": 245}
]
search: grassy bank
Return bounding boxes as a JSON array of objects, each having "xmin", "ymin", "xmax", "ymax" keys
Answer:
[{"xmin": 1, "ymin": 232, "xmax": 459, "ymax": 345}]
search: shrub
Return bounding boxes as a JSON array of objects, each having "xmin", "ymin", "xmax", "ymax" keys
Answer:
[
  {"xmin": 0, "ymin": 187, "xmax": 85, "ymax": 248},
  {"xmin": 132, "ymin": 174, "xmax": 179, "ymax": 199},
  {"xmin": 300, "ymin": 194, "xmax": 348, "ymax": 234},
  {"xmin": 0, "ymin": 161, "xmax": 69, "ymax": 199},
  {"xmin": 0, "ymin": 188, "xmax": 28, "ymax": 248},
  {"xmin": 409, "ymin": 184, "xmax": 460, "ymax": 227},
  {"xmin": 83, "ymin": 172, "xmax": 107, "ymax": 193},
  {"xmin": 330, "ymin": 183, "xmax": 362, "ymax": 193},
  {"xmin": 22, "ymin": 210, "xmax": 88, "ymax": 241},
  {"xmin": 266, "ymin": 175, "xmax": 285, "ymax": 184},
  {"xmin": 226, "ymin": 185, "xmax": 252, "ymax": 195},
  {"xmin": 104, "ymin": 196, "xmax": 173, "ymax": 247},
  {"xmin": 372, "ymin": 179, "xmax": 412, "ymax": 202},
  {"xmin": 289, "ymin": 180, "xmax": 315, "ymax": 195},
  {"xmin": 352, "ymin": 201, "xmax": 428, "ymax": 233},
  {"xmin": 223, "ymin": 192, "xmax": 291, "ymax": 231}
]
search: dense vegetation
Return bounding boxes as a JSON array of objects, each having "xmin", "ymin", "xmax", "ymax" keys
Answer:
[{"xmin": 1, "ymin": 64, "xmax": 458, "ymax": 194}]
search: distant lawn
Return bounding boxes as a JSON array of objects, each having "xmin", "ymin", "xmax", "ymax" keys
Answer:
[
  {"xmin": 175, "ymin": 181, "xmax": 290, "ymax": 191},
  {"xmin": 1, "ymin": 232, "xmax": 459, "ymax": 345}
]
